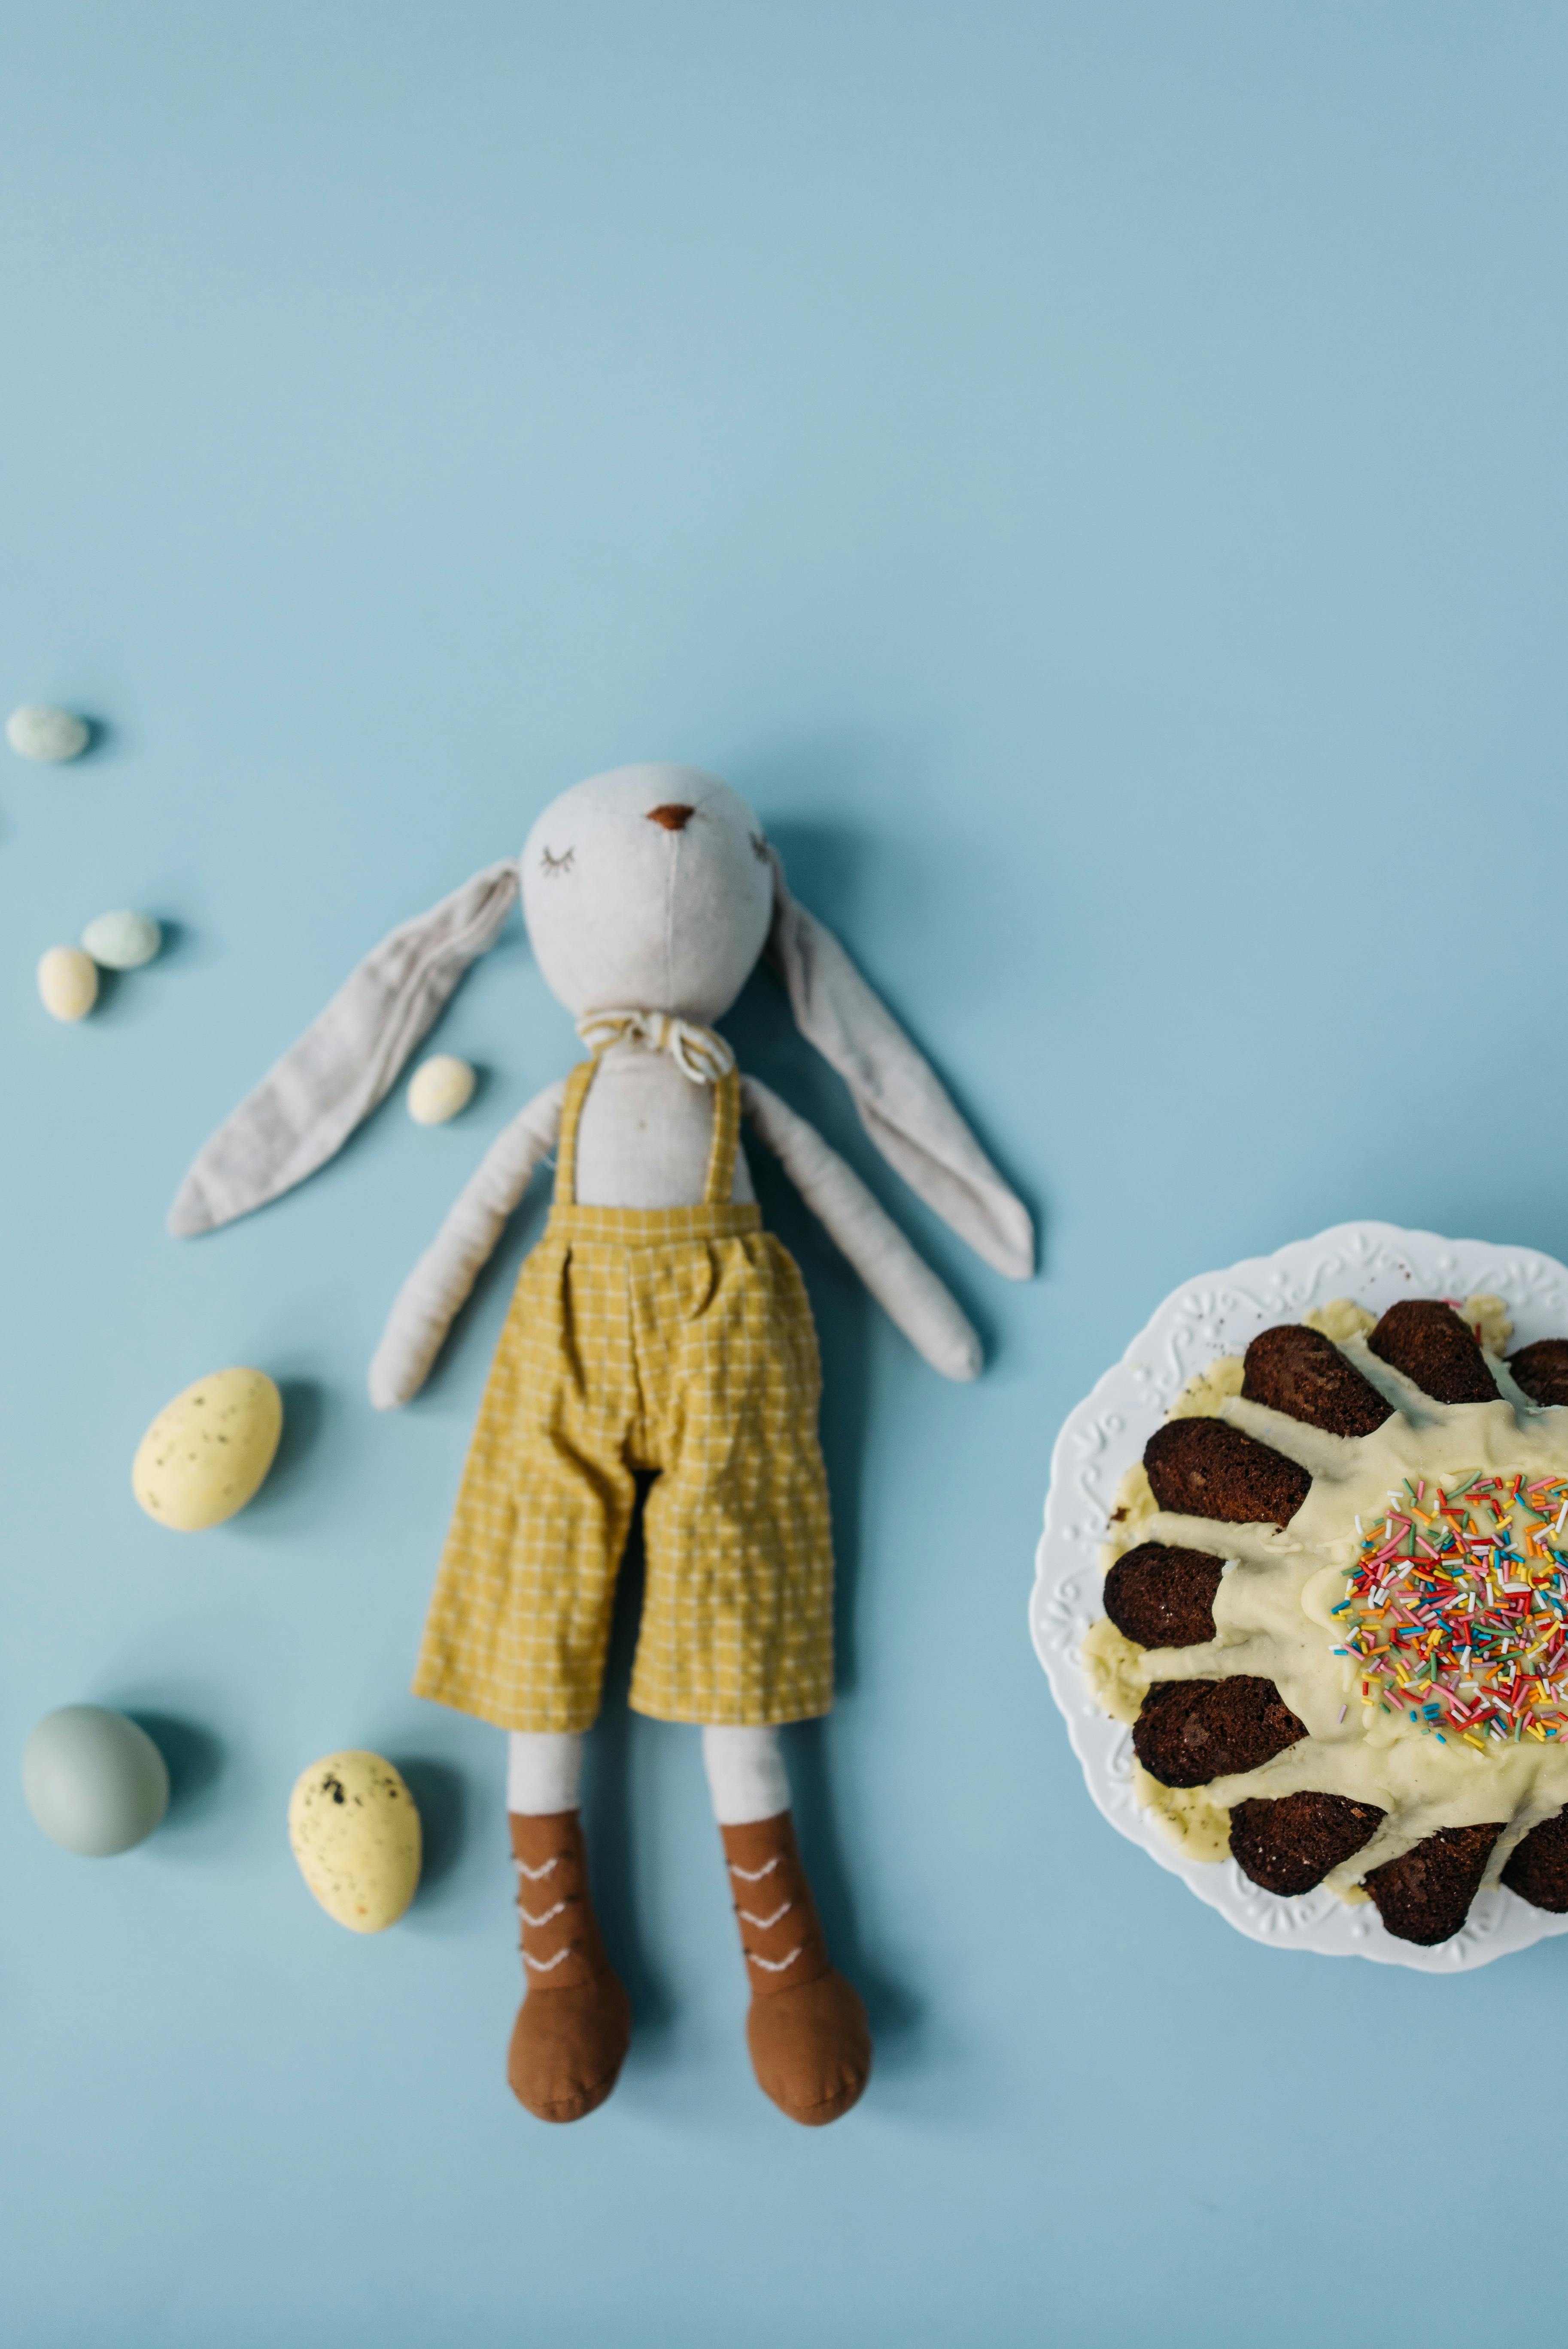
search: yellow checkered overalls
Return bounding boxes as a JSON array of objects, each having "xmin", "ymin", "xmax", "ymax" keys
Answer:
[{"xmin": 412, "ymin": 1056, "xmax": 836, "ymax": 1732}]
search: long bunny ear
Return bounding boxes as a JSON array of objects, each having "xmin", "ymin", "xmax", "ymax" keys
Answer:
[
  {"xmin": 168, "ymin": 860, "xmax": 520, "ymax": 1236},
  {"xmin": 767, "ymin": 853, "xmax": 1034, "ymax": 1280}
]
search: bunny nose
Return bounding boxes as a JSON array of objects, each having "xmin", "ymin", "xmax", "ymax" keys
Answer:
[{"xmin": 647, "ymin": 803, "xmax": 695, "ymax": 831}]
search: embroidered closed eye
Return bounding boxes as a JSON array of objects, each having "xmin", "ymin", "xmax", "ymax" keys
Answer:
[
  {"xmin": 749, "ymin": 832, "xmax": 769, "ymax": 863},
  {"xmin": 539, "ymin": 847, "xmax": 575, "ymax": 878}
]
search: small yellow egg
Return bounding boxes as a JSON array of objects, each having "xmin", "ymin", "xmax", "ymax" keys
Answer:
[
  {"xmin": 289, "ymin": 1751, "xmax": 422, "ymax": 1933},
  {"xmin": 132, "ymin": 1367, "xmax": 283, "ymax": 1531},
  {"xmin": 38, "ymin": 945, "xmax": 99, "ymax": 1022},
  {"xmin": 407, "ymin": 1053, "xmax": 476, "ymax": 1124}
]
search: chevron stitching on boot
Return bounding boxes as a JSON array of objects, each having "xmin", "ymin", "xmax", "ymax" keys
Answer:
[
  {"xmin": 738, "ymin": 1900, "xmax": 793, "ymax": 1930},
  {"xmin": 747, "ymin": 1944, "xmax": 802, "ymax": 1973},
  {"xmin": 728, "ymin": 1856, "xmax": 781, "ymax": 1883},
  {"xmin": 519, "ymin": 1899, "xmax": 567, "ymax": 1929},
  {"xmin": 523, "ymin": 1942, "xmax": 575, "ymax": 1972},
  {"xmin": 516, "ymin": 1855, "xmax": 559, "ymax": 1882}
]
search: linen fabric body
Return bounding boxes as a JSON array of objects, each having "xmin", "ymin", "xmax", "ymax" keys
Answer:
[
  {"xmin": 503, "ymin": 1724, "xmax": 791, "ymax": 1825},
  {"xmin": 413, "ymin": 1056, "xmax": 835, "ymax": 1732}
]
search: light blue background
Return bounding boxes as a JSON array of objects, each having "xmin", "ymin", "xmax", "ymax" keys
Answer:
[{"xmin": 3, "ymin": 6, "xmax": 1566, "ymax": 2343}]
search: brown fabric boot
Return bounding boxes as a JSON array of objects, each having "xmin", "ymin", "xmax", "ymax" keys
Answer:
[
  {"xmin": 506, "ymin": 1812, "xmax": 631, "ymax": 2124},
  {"xmin": 721, "ymin": 1811, "xmax": 871, "ymax": 2127}
]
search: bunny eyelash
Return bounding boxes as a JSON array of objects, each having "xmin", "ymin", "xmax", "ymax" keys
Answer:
[
  {"xmin": 539, "ymin": 847, "xmax": 575, "ymax": 878},
  {"xmin": 749, "ymin": 832, "xmax": 769, "ymax": 863}
]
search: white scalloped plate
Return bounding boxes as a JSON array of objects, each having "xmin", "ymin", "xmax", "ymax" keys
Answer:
[{"xmin": 1031, "ymin": 1221, "xmax": 1568, "ymax": 1970}]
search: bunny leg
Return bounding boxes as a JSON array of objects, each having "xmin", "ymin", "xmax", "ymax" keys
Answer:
[
  {"xmin": 703, "ymin": 1727, "xmax": 871, "ymax": 2128},
  {"xmin": 700, "ymin": 1724, "xmax": 787, "ymax": 1823},
  {"xmin": 505, "ymin": 1732, "xmax": 630, "ymax": 2124},
  {"xmin": 507, "ymin": 1729, "xmax": 583, "ymax": 1815}
]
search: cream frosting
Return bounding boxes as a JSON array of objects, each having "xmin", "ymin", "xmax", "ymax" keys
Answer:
[{"xmin": 1084, "ymin": 1297, "xmax": 1568, "ymax": 1897}]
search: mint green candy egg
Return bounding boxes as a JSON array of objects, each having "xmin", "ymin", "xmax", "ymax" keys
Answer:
[{"xmin": 81, "ymin": 909, "xmax": 162, "ymax": 970}]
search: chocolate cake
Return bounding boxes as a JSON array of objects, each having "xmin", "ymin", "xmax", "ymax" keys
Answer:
[
  {"xmin": 1500, "ymin": 1809, "xmax": 1568, "ymax": 1911},
  {"xmin": 1510, "ymin": 1339, "xmax": 1568, "ymax": 1409},
  {"xmin": 1367, "ymin": 1298, "xmax": 1498, "ymax": 1406},
  {"xmin": 1102, "ymin": 1542, "xmax": 1222, "ymax": 1649},
  {"xmin": 1228, "ymin": 1791, "xmax": 1385, "ymax": 1897},
  {"xmin": 1133, "ymin": 1676, "xmax": 1305, "ymax": 1789},
  {"xmin": 1241, "ymin": 1323, "xmax": 1391, "ymax": 1437},
  {"xmin": 1364, "ymin": 1823, "xmax": 1504, "ymax": 1946},
  {"xmin": 1143, "ymin": 1418, "xmax": 1310, "ymax": 1528},
  {"xmin": 1088, "ymin": 1289, "xmax": 1568, "ymax": 1951}
]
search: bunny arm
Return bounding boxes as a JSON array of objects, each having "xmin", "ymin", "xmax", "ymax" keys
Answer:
[
  {"xmin": 368, "ymin": 1079, "xmax": 567, "ymax": 1409},
  {"xmin": 740, "ymin": 1076, "xmax": 982, "ymax": 1382}
]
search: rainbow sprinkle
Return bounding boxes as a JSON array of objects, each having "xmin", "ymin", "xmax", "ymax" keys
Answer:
[{"xmin": 1336, "ymin": 1474, "xmax": 1568, "ymax": 1747}]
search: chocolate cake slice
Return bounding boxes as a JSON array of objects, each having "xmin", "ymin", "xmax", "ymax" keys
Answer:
[
  {"xmin": 1367, "ymin": 1299, "xmax": 1498, "ymax": 1406},
  {"xmin": 1143, "ymin": 1418, "xmax": 1310, "ymax": 1528},
  {"xmin": 1228, "ymin": 1790, "xmax": 1385, "ymax": 1896},
  {"xmin": 1509, "ymin": 1339, "xmax": 1568, "ymax": 1409},
  {"xmin": 1501, "ymin": 1809, "xmax": 1568, "ymax": 1911},
  {"xmin": 1242, "ymin": 1324, "xmax": 1392, "ymax": 1438},
  {"xmin": 1103, "ymin": 1543, "xmax": 1223, "ymax": 1649},
  {"xmin": 1364, "ymin": 1821, "xmax": 1503, "ymax": 1945},
  {"xmin": 1132, "ymin": 1675, "xmax": 1306, "ymax": 1789}
]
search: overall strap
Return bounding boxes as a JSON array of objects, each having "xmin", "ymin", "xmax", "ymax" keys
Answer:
[
  {"xmin": 555, "ymin": 1054, "xmax": 738, "ymax": 1212},
  {"xmin": 552, "ymin": 1060, "xmax": 598, "ymax": 1207},
  {"xmin": 703, "ymin": 1067, "xmax": 741, "ymax": 1206}
]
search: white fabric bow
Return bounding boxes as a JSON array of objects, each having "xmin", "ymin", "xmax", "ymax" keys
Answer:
[{"xmin": 574, "ymin": 1008, "xmax": 736, "ymax": 1085}]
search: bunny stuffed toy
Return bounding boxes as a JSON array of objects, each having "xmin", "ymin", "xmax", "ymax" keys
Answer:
[{"xmin": 171, "ymin": 763, "xmax": 1032, "ymax": 2128}]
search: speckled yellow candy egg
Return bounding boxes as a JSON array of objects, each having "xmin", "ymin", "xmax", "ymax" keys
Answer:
[
  {"xmin": 131, "ymin": 1368, "xmax": 283, "ymax": 1531},
  {"xmin": 38, "ymin": 945, "xmax": 98, "ymax": 1021},
  {"xmin": 407, "ymin": 1053, "xmax": 476, "ymax": 1124},
  {"xmin": 288, "ymin": 1751, "xmax": 422, "ymax": 1933}
]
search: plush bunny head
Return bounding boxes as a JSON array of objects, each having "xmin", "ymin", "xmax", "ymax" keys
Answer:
[
  {"xmin": 521, "ymin": 763, "xmax": 772, "ymax": 1025},
  {"xmin": 169, "ymin": 759, "xmax": 1032, "ymax": 1283}
]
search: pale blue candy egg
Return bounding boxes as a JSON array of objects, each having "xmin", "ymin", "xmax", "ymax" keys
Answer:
[
  {"xmin": 22, "ymin": 1706, "xmax": 170, "ymax": 1855},
  {"xmin": 82, "ymin": 909, "xmax": 161, "ymax": 970}
]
